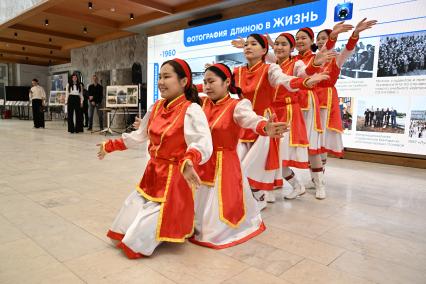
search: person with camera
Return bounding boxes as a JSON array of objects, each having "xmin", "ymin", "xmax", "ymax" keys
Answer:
[
  {"xmin": 29, "ymin": 78, "xmax": 46, "ymax": 129},
  {"xmin": 88, "ymin": 75, "xmax": 104, "ymax": 131}
]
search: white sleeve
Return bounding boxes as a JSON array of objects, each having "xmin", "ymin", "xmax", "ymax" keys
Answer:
[
  {"xmin": 41, "ymin": 87, "xmax": 46, "ymax": 100},
  {"xmin": 121, "ymin": 104, "xmax": 153, "ymax": 148},
  {"xmin": 265, "ymin": 51, "xmax": 276, "ymax": 64},
  {"xmin": 233, "ymin": 99, "xmax": 266, "ymax": 131},
  {"xmin": 336, "ymin": 47, "xmax": 355, "ymax": 69},
  {"xmin": 268, "ymin": 63, "xmax": 299, "ymax": 92},
  {"xmin": 293, "ymin": 59, "xmax": 311, "ymax": 78},
  {"xmin": 184, "ymin": 103, "xmax": 213, "ymax": 165}
]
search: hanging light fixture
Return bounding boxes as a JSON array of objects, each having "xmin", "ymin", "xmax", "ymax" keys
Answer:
[
  {"xmin": 130, "ymin": 13, "xmax": 134, "ymax": 20},
  {"xmin": 45, "ymin": 19, "xmax": 49, "ymax": 26},
  {"xmin": 88, "ymin": 2, "xmax": 93, "ymax": 9}
]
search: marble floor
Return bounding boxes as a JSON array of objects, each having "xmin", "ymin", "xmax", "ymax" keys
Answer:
[{"xmin": 0, "ymin": 119, "xmax": 425, "ymax": 284}]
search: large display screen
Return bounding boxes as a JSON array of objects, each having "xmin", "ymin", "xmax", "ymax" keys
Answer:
[{"xmin": 147, "ymin": 0, "xmax": 426, "ymax": 155}]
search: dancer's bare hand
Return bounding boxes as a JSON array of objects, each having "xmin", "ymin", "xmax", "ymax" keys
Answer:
[
  {"xmin": 306, "ymin": 72, "xmax": 330, "ymax": 88},
  {"xmin": 96, "ymin": 143, "xmax": 107, "ymax": 160},
  {"xmin": 133, "ymin": 116, "xmax": 142, "ymax": 129},
  {"xmin": 182, "ymin": 160, "xmax": 201, "ymax": 188},
  {"xmin": 265, "ymin": 33, "xmax": 274, "ymax": 47},
  {"xmin": 314, "ymin": 46, "xmax": 338, "ymax": 65},
  {"xmin": 353, "ymin": 18, "xmax": 377, "ymax": 37},
  {"xmin": 265, "ymin": 114, "xmax": 289, "ymax": 137},
  {"xmin": 330, "ymin": 21, "xmax": 354, "ymax": 39},
  {"xmin": 231, "ymin": 37, "xmax": 245, "ymax": 48}
]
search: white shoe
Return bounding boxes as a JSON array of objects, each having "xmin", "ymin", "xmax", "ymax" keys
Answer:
[
  {"xmin": 305, "ymin": 179, "xmax": 316, "ymax": 190},
  {"xmin": 315, "ymin": 186, "xmax": 326, "ymax": 199},
  {"xmin": 285, "ymin": 184, "xmax": 306, "ymax": 200},
  {"xmin": 252, "ymin": 190, "xmax": 267, "ymax": 211},
  {"xmin": 265, "ymin": 190, "xmax": 276, "ymax": 203}
]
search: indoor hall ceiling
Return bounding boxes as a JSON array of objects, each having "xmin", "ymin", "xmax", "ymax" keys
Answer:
[{"xmin": 0, "ymin": 0, "xmax": 238, "ymax": 66}]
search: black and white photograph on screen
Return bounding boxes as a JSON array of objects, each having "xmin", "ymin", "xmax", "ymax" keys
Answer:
[
  {"xmin": 336, "ymin": 37, "xmax": 377, "ymax": 79},
  {"xmin": 186, "ymin": 56, "xmax": 215, "ymax": 85},
  {"xmin": 356, "ymin": 96, "xmax": 407, "ymax": 134},
  {"xmin": 409, "ymin": 97, "xmax": 426, "ymax": 139},
  {"xmin": 339, "ymin": 97, "xmax": 354, "ymax": 131},
  {"xmin": 377, "ymin": 30, "xmax": 426, "ymax": 77}
]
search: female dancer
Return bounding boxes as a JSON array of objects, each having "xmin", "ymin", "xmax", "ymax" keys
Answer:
[
  {"xmin": 97, "ymin": 58, "xmax": 213, "ymax": 259},
  {"xmin": 192, "ymin": 63, "xmax": 288, "ymax": 248},
  {"xmin": 232, "ymin": 33, "xmax": 330, "ymax": 208},
  {"xmin": 315, "ymin": 19, "xmax": 377, "ymax": 171}
]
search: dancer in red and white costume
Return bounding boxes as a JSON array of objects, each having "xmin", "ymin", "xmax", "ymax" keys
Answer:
[
  {"xmin": 191, "ymin": 63, "xmax": 288, "ymax": 248},
  {"xmin": 314, "ymin": 19, "xmax": 377, "ymax": 176},
  {"xmin": 231, "ymin": 33, "xmax": 330, "ymax": 209},
  {"xmin": 97, "ymin": 58, "xmax": 212, "ymax": 259}
]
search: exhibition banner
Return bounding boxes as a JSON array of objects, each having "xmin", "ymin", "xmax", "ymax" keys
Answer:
[{"xmin": 147, "ymin": 0, "xmax": 426, "ymax": 155}]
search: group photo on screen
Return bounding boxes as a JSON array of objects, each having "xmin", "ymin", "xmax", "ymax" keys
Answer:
[
  {"xmin": 356, "ymin": 96, "xmax": 407, "ymax": 134},
  {"xmin": 377, "ymin": 30, "xmax": 426, "ymax": 77},
  {"xmin": 409, "ymin": 97, "xmax": 426, "ymax": 139}
]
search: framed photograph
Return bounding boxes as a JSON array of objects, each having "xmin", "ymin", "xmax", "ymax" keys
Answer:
[
  {"xmin": 49, "ymin": 91, "xmax": 66, "ymax": 106},
  {"xmin": 51, "ymin": 72, "xmax": 68, "ymax": 91},
  {"xmin": 106, "ymin": 85, "xmax": 138, "ymax": 108}
]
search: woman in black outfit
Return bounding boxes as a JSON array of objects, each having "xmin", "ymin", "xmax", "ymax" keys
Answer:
[{"xmin": 65, "ymin": 73, "xmax": 84, "ymax": 133}]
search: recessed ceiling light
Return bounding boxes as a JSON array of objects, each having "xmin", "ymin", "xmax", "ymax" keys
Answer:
[{"xmin": 110, "ymin": 7, "xmax": 115, "ymax": 12}]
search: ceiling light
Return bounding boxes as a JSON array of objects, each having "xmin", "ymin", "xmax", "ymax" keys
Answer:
[
  {"xmin": 50, "ymin": 50, "xmax": 53, "ymax": 54},
  {"xmin": 110, "ymin": 7, "xmax": 115, "ymax": 12},
  {"xmin": 22, "ymin": 47, "xmax": 25, "ymax": 51},
  {"xmin": 0, "ymin": 54, "xmax": 3, "ymax": 57},
  {"xmin": 83, "ymin": 27, "xmax": 88, "ymax": 33},
  {"xmin": 14, "ymin": 32, "xmax": 18, "ymax": 37},
  {"xmin": 88, "ymin": 2, "xmax": 93, "ymax": 9},
  {"xmin": 45, "ymin": 19, "xmax": 49, "ymax": 26},
  {"xmin": 130, "ymin": 13, "xmax": 134, "ymax": 20},
  {"xmin": 26, "ymin": 57, "xmax": 29, "ymax": 60}
]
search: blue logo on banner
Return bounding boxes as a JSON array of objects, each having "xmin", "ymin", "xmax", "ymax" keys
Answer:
[
  {"xmin": 183, "ymin": 0, "xmax": 327, "ymax": 47},
  {"xmin": 153, "ymin": 63, "xmax": 159, "ymax": 102}
]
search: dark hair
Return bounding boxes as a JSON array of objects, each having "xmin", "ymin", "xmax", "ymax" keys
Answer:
[
  {"xmin": 247, "ymin": 33, "xmax": 269, "ymax": 60},
  {"xmin": 161, "ymin": 60, "xmax": 201, "ymax": 105},
  {"xmin": 206, "ymin": 63, "xmax": 242, "ymax": 98},
  {"xmin": 68, "ymin": 73, "xmax": 81, "ymax": 93},
  {"xmin": 317, "ymin": 29, "xmax": 332, "ymax": 39},
  {"xmin": 32, "ymin": 78, "xmax": 38, "ymax": 83},
  {"xmin": 296, "ymin": 29, "xmax": 318, "ymax": 52}
]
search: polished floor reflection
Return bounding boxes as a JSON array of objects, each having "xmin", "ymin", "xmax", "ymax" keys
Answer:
[{"xmin": 1, "ymin": 120, "xmax": 425, "ymax": 284}]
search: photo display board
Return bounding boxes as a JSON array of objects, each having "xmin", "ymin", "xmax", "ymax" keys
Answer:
[
  {"xmin": 147, "ymin": 0, "xmax": 426, "ymax": 155},
  {"xmin": 49, "ymin": 91, "xmax": 66, "ymax": 106},
  {"xmin": 106, "ymin": 85, "xmax": 138, "ymax": 108}
]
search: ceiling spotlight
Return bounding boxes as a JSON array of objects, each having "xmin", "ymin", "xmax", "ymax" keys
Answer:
[
  {"xmin": 45, "ymin": 19, "xmax": 49, "ymax": 26},
  {"xmin": 49, "ymin": 37, "xmax": 52, "ymax": 43},
  {"xmin": 110, "ymin": 7, "xmax": 115, "ymax": 12},
  {"xmin": 22, "ymin": 46, "xmax": 26, "ymax": 51},
  {"xmin": 50, "ymin": 50, "xmax": 53, "ymax": 54},
  {"xmin": 14, "ymin": 32, "xmax": 18, "ymax": 37},
  {"xmin": 88, "ymin": 2, "xmax": 93, "ymax": 9},
  {"xmin": 83, "ymin": 27, "xmax": 88, "ymax": 33},
  {"xmin": 130, "ymin": 13, "xmax": 134, "ymax": 20},
  {"xmin": 0, "ymin": 53, "xmax": 3, "ymax": 57}
]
